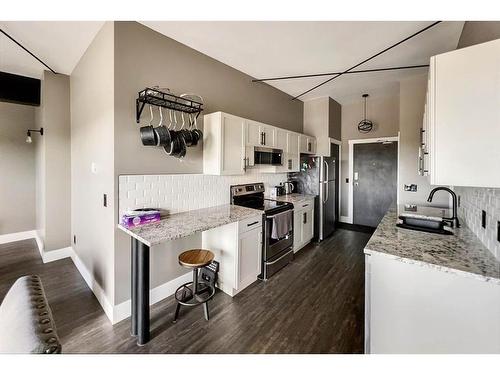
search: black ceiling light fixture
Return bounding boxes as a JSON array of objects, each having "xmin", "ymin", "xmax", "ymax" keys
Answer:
[{"xmin": 358, "ymin": 94, "xmax": 373, "ymax": 133}]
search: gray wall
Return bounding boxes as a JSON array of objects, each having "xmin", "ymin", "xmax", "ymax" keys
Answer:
[
  {"xmin": 0, "ymin": 102, "xmax": 36, "ymax": 235},
  {"xmin": 398, "ymin": 74, "xmax": 449, "ymax": 207},
  {"xmin": 457, "ymin": 21, "xmax": 500, "ymax": 49},
  {"xmin": 71, "ymin": 22, "xmax": 115, "ymax": 303},
  {"xmin": 340, "ymin": 94, "xmax": 400, "ymax": 218},
  {"xmin": 328, "ymin": 97, "xmax": 341, "ymax": 140},
  {"xmin": 41, "ymin": 72, "xmax": 72, "ymax": 251},
  {"xmin": 113, "ymin": 21, "xmax": 304, "ymax": 304}
]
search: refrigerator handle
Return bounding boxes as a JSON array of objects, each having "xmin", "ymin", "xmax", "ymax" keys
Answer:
[
  {"xmin": 324, "ymin": 160, "xmax": 329, "ymax": 182},
  {"xmin": 323, "ymin": 160, "xmax": 329, "ymax": 204}
]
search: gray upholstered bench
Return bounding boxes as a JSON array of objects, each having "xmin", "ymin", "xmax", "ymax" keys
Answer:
[{"xmin": 0, "ymin": 275, "xmax": 61, "ymax": 353}]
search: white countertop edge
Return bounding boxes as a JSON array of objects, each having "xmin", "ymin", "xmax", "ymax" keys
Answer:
[{"xmin": 364, "ymin": 248, "xmax": 500, "ymax": 286}]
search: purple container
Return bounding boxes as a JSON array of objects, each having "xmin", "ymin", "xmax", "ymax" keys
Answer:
[{"xmin": 121, "ymin": 211, "xmax": 161, "ymax": 228}]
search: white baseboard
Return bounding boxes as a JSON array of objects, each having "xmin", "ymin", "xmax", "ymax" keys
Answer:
[
  {"xmin": 112, "ymin": 271, "xmax": 192, "ymax": 325},
  {"xmin": 43, "ymin": 247, "xmax": 73, "ymax": 263},
  {"xmin": 340, "ymin": 215, "xmax": 352, "ymax": 224},
  {"xmin": 0, "ymin": 230, "xmax": 37, "ymax": 245},
  {"xmin": 69, "ymin": 249, "xmax": 115, "ymax": 323}
]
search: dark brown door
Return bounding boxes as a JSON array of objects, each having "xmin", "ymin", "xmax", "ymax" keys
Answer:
[{"xmin": 353, "ymin": 142, "xmax": 398, "ymax": 227}]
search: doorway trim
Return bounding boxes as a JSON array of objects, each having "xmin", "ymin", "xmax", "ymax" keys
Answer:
[
  {"xmin": 330, "ymin": 138, "xmax": 342, "ymax": 225},
  {"xmin": 347, "ymin": 134, "xmax": 400, "ymax": 224}
]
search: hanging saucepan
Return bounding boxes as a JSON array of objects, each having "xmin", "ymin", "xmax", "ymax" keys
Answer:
[
  {"xmin": 165, "ymin": 111, "xmax": 186, "ymax": 158},
  {"xmin": 180, "ymin": 93, "xmax": 203, "ymax": 145},
  {"xmin": 188, "ymin": 113, "xmax": 199, "ymax": 146},
  {"xmin": 153, "ymin": 107, "xmax": 171, "ymax": 147},
  {"xmin": 140, "ymin": 105, "xmax": 158, "ymax": 146},
  {"xmin": 179, "ymin": 112, "xmax": 194, "ymax": 147}
]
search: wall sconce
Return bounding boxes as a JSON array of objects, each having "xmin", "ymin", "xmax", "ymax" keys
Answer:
[{"xmin": 26, "ymin": 128, "xmax": 44, "ymax": 143}]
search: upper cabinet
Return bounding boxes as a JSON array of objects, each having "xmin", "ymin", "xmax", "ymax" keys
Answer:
[
  {"xmin": 299, "ymin": 135, "xmax": 317, "ymax": 154},
  {"xmin": 246, "ymin": 120, "xmax": 275, "ymax": 148},
  {"xmin": 423, "ymin": 39, "xmax": 500, "ymax": 188},
  {"xmin": 203, "ymin": 112, "xmax": 246, "ymax": 175},
  {"xmin": 203, "ymin": 112, "xmax": 314, "ymax": 175}
]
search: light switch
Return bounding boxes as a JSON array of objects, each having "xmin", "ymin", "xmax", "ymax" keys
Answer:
[
  {"xmin": 354, "ymin": 172, "xmax": 359, "ymax": 180},
  {"xmin": 91, "ymin": 162, "xmax": 98, "ymax": 174}
]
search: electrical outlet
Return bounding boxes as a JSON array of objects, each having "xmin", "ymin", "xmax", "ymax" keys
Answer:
[
  {"xmin": 481, "ymin": 210, "xmax": 486, "ymax": 229},
  {"xmin": 73, "ymin": 235, "xmax": 77, "ymax": 245},
  {"xmin": 103, "ymin": 194, "xmax": 107, "ymax": 207}
]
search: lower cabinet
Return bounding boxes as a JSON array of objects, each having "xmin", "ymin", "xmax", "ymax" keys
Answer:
[
  {"xmin": 365, "ymin": 252, "xmax": 500, "ymax": 354},
  {"xmin": 202, "ymin": 215, "xmax": 262, "ymax": 297},
  {"xmin": 237, "ymin": 226, "xmax": 262, "ymax": 292},
  {"xmin": 293, "ymin": 200, "xmax": 314, "ymax": 253}
]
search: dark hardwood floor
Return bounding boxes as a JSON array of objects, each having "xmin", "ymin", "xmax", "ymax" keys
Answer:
[{"xmin": 0, "ymin": 228, "xmax": 371, "ymax": 353}]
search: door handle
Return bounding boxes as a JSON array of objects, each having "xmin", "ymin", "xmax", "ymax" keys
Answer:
[{"xmin": 303, "ymin": 212, "xmax": 307, "ymax": 224}]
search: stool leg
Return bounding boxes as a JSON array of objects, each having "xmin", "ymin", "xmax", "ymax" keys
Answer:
[
  {"xmin": 173, "ymin": 287, "xmax": 187, "ymax": 323},
  {"xmin": 173, "ymin": 303, "xmax": 181, "ymax": 323},
  {"xmin": 203, "ymin": 301, "xmax": 210, "ymax": 321},
  {"xmin": 192, "ymin": 268, "xmax": 198, "ymax": 295}
]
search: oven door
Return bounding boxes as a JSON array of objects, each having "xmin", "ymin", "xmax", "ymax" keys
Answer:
[{"xmin": 264, "ymin": 211, "xmax": 294, "ymax": 261}]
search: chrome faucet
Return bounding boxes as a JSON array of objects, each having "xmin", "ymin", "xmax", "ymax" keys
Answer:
[{"xmin": 427, "ymin": 187, "xmax": 460, "ymax": 228}]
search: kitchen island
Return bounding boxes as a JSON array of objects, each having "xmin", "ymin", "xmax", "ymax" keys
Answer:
[
  {"xmin": 365, "ymin": 206, "xmax": 500, "ymax": 353},
  {"xmin": 117, "ymin": 204, "xmax": 262, "ymax": 345}
]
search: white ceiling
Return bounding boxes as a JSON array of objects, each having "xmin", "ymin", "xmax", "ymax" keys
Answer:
[
  {"xmin": 0, "ymin": 21, "xmax": 464, "ymax": 104},
  {"xmin": 0, "ymin": 21, "xmax": 104, "ymax": 79},
  {"xmin": 141, "ymin": 21, "xmax": 465, "ymax": 103}
]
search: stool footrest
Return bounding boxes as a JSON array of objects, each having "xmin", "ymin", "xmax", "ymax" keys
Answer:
[{"xmin": 174, "ymin": 282, "xmax": 215, "ymax": 307}]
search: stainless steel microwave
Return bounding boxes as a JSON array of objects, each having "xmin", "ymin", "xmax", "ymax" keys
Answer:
[{"xmin": 254, "ymin": 147, "xmax": 283, "ymax": 166}]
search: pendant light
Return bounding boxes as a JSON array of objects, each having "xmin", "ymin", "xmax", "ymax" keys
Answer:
[{"xmin": 358, "ymin": 94, "xmax": 373, "ymax": 133}]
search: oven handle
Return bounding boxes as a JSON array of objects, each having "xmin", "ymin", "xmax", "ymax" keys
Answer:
[
  {"xmin": 265, "ymin": 249, "xmax": 293, "ymax": 265},
  {"xmin": 266, "ymin": 210, "xmax": 292, "ymax": 219}
]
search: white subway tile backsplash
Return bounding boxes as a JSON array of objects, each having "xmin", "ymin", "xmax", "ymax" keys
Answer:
[
  {"xmin": 455, "ymin": 186, "xmax": 500, "ymax": 260},
  {"xmin": 118, "ymin": 172, "xmax": 288, "ymax": 220}
]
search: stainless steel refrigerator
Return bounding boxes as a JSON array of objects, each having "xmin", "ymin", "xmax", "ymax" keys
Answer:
[{"xmin": 289, "ymin": 143, "xmax": 339, "ymax": 241}]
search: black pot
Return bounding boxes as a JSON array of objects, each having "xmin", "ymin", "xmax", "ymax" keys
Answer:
[
  {"xmin": 154, "ymin": 126, "xmax": 171, "ymax": 146},
  {"xmin": 140, "ymin": 126, "xmax": 157, "ymax": 146}
]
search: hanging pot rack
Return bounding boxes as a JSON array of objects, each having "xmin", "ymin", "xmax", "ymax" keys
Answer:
[{"xmin": 136, "ymin": 87, "xmax": 204, "ymax": 123}]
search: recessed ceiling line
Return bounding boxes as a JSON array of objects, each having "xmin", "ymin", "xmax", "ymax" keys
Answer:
[
  {"xmin": 252, "ymin": 64, "xmax": 430, "ymax": 83},
  {"xmin": 291, "ymin": 21, "xmax": 442, "ymax": 100},
  {"xmin": 0, "ymin": 28, "xmax": 57, "ymax": 74}
]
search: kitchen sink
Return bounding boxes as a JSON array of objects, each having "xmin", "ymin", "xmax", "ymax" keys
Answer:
[{"xmin": 397, "ymin": 216, "xmax": 454, "ymax": 235}]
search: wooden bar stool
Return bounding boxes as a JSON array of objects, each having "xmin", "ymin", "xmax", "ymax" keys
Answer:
[{"xmin": 173, "ymin": 249, "xmax": 216, "ymax": 323}]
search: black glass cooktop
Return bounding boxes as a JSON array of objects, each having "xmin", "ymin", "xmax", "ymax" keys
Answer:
[{"xmin": 235, "ymin": 199, "xmax": 292, "ymax": 215}]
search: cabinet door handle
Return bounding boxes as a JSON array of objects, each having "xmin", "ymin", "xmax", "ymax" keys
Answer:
[
  {"xmin": 247, "ymin": 221, "xmax": 259, "ymax": 227},
  {"xmin": 288, "ymin": 159, "xmax": 292, "ymax": 170},
  {"xmin": 260, "ymin": 132, "xmax": 264, "ymax": 145},
  {"xmin": 303, "ymin": 212, "xmax": 307, "ymax": 224},
  {"xmin": 302, "ymin": 204, "xmax": 308, "ymax": 208},
  {"xmin": 263, "ymin": 132, "xmax": 266, "ymax": 146},
  {"xmin": 243, "ymin": 157, "xmax": 247, "ymax": 171}
]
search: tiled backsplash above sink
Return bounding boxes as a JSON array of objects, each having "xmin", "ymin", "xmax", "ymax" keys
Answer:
[
  {"xmin": 118, "ymin": 172, "xmax": 287, "ymax": 220},
  {"xmin": 455, "ymin": 186, "xmax": 500, "ymax": 260}
]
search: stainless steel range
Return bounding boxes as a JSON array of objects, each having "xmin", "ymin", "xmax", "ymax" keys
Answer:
[{"xmin": 230, "ymin": 183, "xmax": 294, "ymax": 280}]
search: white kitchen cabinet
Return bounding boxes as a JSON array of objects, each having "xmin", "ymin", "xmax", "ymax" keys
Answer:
[
  {"xmin": 365, "ymin": 252, "xmax": 500, "ymax": 354},
  {"xmin": 424, "ymin": 39, "xmax": 500, "ymax": 187},
  {"xmin": 293, "ymin": 199, "xmax": 315, "ymax": 253},
  {"xmin": 287, "ymin": 132, "xmax": 299, "ymax": 155},
  {"xmin": 299, "ymin": 135, "xmax": 317, "ymax": 154},
  {"xmin": 246, "ymin": 120, "xmax": 275, "ymax": 148},
  {"xmin": 237, "ymin": 226, "xmax": 262, "ymax": 291},
  {"xmin": 202, "ymin": 215, "xmax": 262, "ymax": 297},
  {"xmin": 275, "ymin": 128, "xmax": 288, "ymax": 152},
  {"xmin": 203, "ymin": 112, "xmax": 246, "ymax": 175}
]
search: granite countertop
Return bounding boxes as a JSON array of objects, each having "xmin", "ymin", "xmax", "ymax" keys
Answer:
[
  {"xmin": 365, "ymin": 205, "xmax": 500, "ymax": 284},
  {"xmin": 270, "ymin": 193, "xmax": 317, "ymax": 206},
  {"xmin": 118, "ymin": 204, "xmax": 262, "ymax": 247}
]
